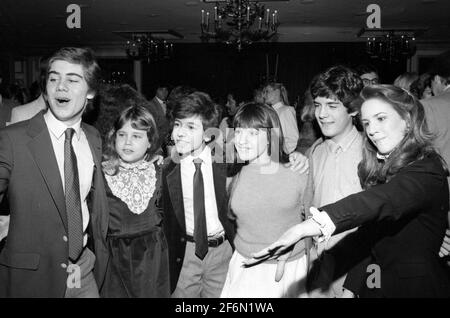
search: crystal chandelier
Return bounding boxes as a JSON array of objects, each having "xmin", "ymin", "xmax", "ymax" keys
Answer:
[
  {"xmin": 358, "ymin": 28, "xmax": 425, "ymax": 64},
  {"xmin": 114, "ymin": 30, "xmax": 183, "ymax": 63},
  {"xmin": 200, "ymin": 0, "xmax": 280, "ymax": 51}
]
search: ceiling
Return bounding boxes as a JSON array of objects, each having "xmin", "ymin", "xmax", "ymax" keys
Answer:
[{"xmin": 1, "ymin": 0, "xmax": 450, "ymax": 51}]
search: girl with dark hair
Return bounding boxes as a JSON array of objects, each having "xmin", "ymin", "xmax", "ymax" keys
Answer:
[
  {"xmin": 245, "ymin": 85, "xmax": 450, "ymax": 297},
  {"xmin": 101, "ymin": 106, "xmax": 170, "ymax": 298},
  {"xmin": 220, "ymin": 103, "xmax": 308, "ymax": 298}
]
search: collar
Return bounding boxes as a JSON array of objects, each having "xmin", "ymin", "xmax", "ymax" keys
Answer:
[
  {"xmin": 324, "ymin": 126, "xmax": 359, "ymax": 154},
  {"xmin": 156, "ymin": 96, "xmax": 165, "ymax": 104},
  {"xmin": 180, "ymin": 145, "xmax": 212, "ymax": 166},
  {"xmin": 272, "ymin": 101, "xmax": 284, "ymax": 110},
  {"xmin": 44, "ymin": 110, "xmax": 82, "ymax": 141}
]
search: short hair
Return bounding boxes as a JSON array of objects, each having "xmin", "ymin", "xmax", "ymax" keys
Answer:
[
  {"xmin": 170, "ymin": 91, "xmax": 220, "ymax": 130},
  {"xmin": 306, "ymin": 65, "xmax": 363, "ymax": 116},
  {"xmin": 428, "ymin": 50, "xmax": 450, "ymax": 85},
  {"xmin": 46, "ymin": 47, "xmax": 100, "ymax": 94},
  {"xmin": 103, "ymin": 105, "xmax": 159, "ymax": 175},
  {"xmin": 355, "ymin": 64, "xmax": 379, "ymax": 77}
]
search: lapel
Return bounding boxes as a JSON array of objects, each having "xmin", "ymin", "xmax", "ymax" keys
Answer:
[
  {"xmin": 82, "ymin": 122, "xmax": 102, "ymax": 193},
  {"xmin": 166, "ymin": 161, "xmax": 187, "ymax": 231},
  {"xmin": 26, "ymin": 112, "xmax": 68, "ymax": 232}
]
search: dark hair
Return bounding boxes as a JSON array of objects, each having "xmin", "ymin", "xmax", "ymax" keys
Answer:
[
  {"xmin": 355, "ymin": 64, "xmax": 379, "ymax": 77},
  {"xmin": 169, "ymin": 91, "xmax": 220, "ymax": 130},
  {"xmin": 103, "ymin": 106, "xmax": 159, "ymax": 175},
  {"xmin": 410, "ymin": 73, "xmax": 433, "ymax": 99},
  {"xmin": 357, "ymin": 84, "xmax": 446, "ymax": 189},
  {"xmin": 227, "ymin": 102, "xmax": 289, "ymax": 221},
  {"xmin": 306, "ymin": 65, "xmax": 364, "ymax": 129},
  {"xmin": 428, "ymin": 50, "xmax": 450, "ymax": 85},
  {"xmin": 46, "ymin": 47, "xmax": 100, "ymax": 94}
]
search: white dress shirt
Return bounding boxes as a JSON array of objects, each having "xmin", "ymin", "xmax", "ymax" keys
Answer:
[
  {"xmin": 180, "ymin": 145, "xmax": 224, "ymax": 237},
  {"xmin": 44, "ymin": 111, "xmax": 94, "ymax": 246},
  {"xmin": 272, "ymin": 102, "xmax": 300, "ymax": 154},
  {"xmin": 155, "ymin": 96, "xmax": 167, "ymax": 115}
]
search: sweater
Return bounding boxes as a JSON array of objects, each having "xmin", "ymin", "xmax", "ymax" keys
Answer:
[{"xmin": 231, "ymin": 162, "xmax": 308, "ymax": 259}]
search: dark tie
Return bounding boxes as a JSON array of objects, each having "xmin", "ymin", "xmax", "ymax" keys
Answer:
[
  {"xmin": 64, "ymin": 128, "xmax": 83, "ymax": 262},
  {"xmin": 193, "ymin": 158, "xmax": 208, "ymax": 260}
]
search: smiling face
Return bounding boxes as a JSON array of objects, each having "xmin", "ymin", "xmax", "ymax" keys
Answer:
[
  {"xmin": 314, "ymin": 96, "xmax": 356, "ymax": 143},
  {"xmin": 361, "ymin": 98, "xmax": 408, "ymax": 155},
  {"xmin": 172, "ymin": 115, "xmax": 206, "ymax": 156},
  {"xmin": 115, "ymin": 120, "xmax": 151, "ymax": 164},
  {"xmin": 234, "ymin": 127, "xmax": 269, "ymax": 163},
  {"xmin": 263, "ymin": 86, "xmax": 281, "ymax": 105},
  {"xmin": 46, "ymin": 60, "xmax": 94, "ymax": 126}
]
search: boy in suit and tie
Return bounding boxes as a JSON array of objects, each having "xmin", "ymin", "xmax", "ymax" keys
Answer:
[
  {"xmin": 0, "ymin": 47, "xmax": 109, "ymax": 297},
  {"xmin": 162, "ymin": 91, "xmax": 235, "ymax": 298}
]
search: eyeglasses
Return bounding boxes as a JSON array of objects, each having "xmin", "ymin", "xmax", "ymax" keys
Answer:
[{"xmin": 362, "ymin": 78, "xmax": 379, "ymax": 86}]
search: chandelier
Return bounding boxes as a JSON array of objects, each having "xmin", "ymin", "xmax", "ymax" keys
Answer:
[
  {"xmin": 357, "ymin": 28, "xmax": 425, "ymax": 64},
  {"xmin": 114, "ymin": 30, "xmax": 183, "ymax": 63},
  {"xmin": 200, "ymin": 0, "xmax": 280, "ymax": 50}
]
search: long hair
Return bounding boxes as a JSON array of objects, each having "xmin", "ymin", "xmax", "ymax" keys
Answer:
[
  {"xmin": 103, "ymin": 106, "xmax": 159, "ymax": 175},
  {"xmin": 357, "ymin": 84, "xmax": 446, "ymax": 189},
  {"xmin": 227, "ymin": 102, "xmax": 289, "ymax": 221}
]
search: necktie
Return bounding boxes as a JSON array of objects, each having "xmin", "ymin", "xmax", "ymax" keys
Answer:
[
  {"xmin": 193, "ymin": 158, "xmax": 208, "ymax": 260},
  {"xmin": 64, "ymin": 128, "xmax": 83, "ymax": 262}
]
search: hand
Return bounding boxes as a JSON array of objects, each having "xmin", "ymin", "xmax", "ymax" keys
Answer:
[
  {"xmin": 0, "ymin": 216, "xmax": 10, "ymax": 241},
  {"xmin": 439, "ymin": 229, "xmax": 450, "ymax": 258},
  {"xmin": 286, "ymin": 151, "xmax": 309, "ymax": 174},
  {"xmin": 243, "ymin": 223, "xmax": 305, "ymax": 281},
  {"xmin": 155, "ymin": 155, "xmax": 164, "ymax": 165}
]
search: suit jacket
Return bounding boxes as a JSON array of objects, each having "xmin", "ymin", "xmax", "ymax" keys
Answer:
[
  {"xmin": 161, "ymin": 153, "xmax": 235, "ymax": 292},
  {"xmin": 0, "ymin": 111, "xmax": 110, "ymax": 297},
  {"xmin": 9, "ymin": 95, "xmax": 47, "ymax": 125},
  {"xmin": 322, "ymin": 154, "xmax": 450, "ymax": 297}
]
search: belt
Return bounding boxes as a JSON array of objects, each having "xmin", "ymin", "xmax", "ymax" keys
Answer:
[{"xmin": 186, "ymin": 233, "xmax": 226, "ymax": 247}]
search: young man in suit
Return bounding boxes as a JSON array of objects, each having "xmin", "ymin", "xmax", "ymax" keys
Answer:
[
  {"xmin": 0, "ymin": 47, "xmax": 109, "ymax": 297},
  {"xmin": 162, "ymin": 91, "xmax": 235, "ymax": 298}
]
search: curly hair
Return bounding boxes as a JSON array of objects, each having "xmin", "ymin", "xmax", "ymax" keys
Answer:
[
  {"xmin": 357, "ymin": 84, "xmax": 446, "ymax": 189},
  {"xmin": 305, "ymin": 65, "xmax": 364, "ymax": 130}
]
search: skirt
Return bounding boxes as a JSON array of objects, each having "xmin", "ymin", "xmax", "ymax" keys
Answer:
[{"xmin": 220, "ymin": 250, "xmax": 309, "ymax": 298}]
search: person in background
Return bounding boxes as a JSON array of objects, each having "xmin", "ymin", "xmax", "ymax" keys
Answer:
[
  {"xmin": 356, "ymin": 64, "xmax": 380, "ymax": 87},
  {"xmin": 263, "ymin": 82, "xmax": 300, "ymax": 154},
  {"xmin": 393, "ymin": 72, "xmax": 419, "ymax": 92}
]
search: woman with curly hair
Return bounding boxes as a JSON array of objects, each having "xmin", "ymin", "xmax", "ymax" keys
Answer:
[{"xmin": 246, "ymin": 85, "xmax": 450, "ymax": 298}]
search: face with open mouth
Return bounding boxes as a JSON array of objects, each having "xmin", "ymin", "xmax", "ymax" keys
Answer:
[{"xmin": 46, "ymin": 60, "xmax": 94, "ymax": 126}]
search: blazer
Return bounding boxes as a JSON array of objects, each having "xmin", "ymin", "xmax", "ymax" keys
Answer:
[
  {"xmin": 322, "ymin": 154, "xmax": 450, "ymax": 297},
  {"xmin": 0, "ymin": 111, "xmax": 110, "ymax": 297},
  {"xmin": 161, "ymin": 153, "xmax": 235, "ymax": 292}
]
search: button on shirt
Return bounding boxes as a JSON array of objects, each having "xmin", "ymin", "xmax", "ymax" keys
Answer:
[
  {"xmin": 44, "ymin": 111, "xmax": 94, "ymax": 247},
  {"xmin": 180, "ymin": 146, "xmax": 224, "ymax": 237}
]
